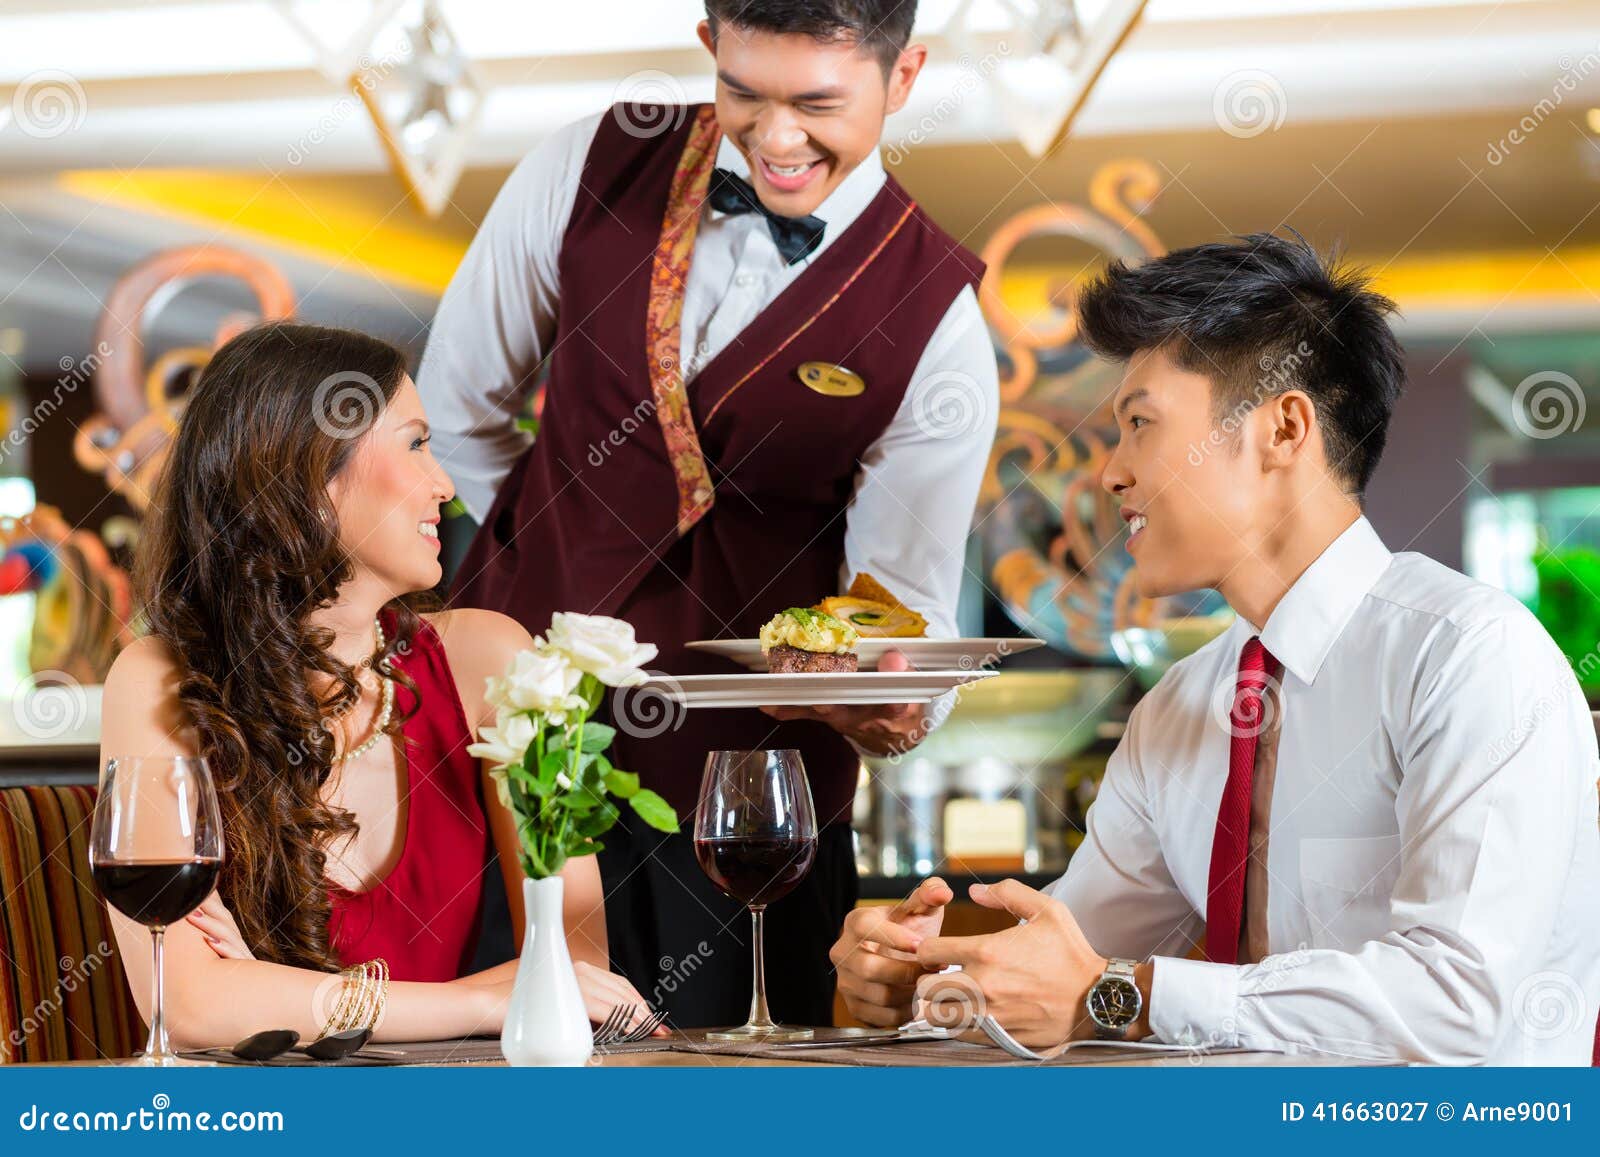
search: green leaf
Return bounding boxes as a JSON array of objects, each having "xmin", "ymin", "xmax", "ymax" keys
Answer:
[
  {"xmin": 629, "ymin": 789, "xmax": 679, "ymax": 833},
  {"xmin": 546, "ymin": 729, "xmax": 571, "ymax": 753},
  {"xmin": 537, "ymin": 750, "xmax": 569, "ymax": 789},
  {"xmin": 603, "ymin": 768, "xmax": 640, "ymax": 799},
  {"xmin": 564, "ymin": 784, "xmax": 605, "ymax": 813},
  {"xmin": 575, "ymin": 800, "xmax": 620, "ymax": 839},
  {"xmin": 508, "ymin": 762, "xmax": 550, "ymax": 798},
  {"xmin": 579, "ymin": 723, "xmax": 616, "ymax": 752}
]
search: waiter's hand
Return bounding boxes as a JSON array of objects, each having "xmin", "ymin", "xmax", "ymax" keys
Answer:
[
  {"xmin": 830, "ymin": 877, "xmax": 953, "ymax": 1027},
  {"xmin": 760, "ymin": 649, "xmax": 927, "ymax": 756}
]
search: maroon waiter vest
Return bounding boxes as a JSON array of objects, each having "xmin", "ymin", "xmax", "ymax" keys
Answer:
[{"xmin": 450, "ymin": 103, "xmax": 985, "ymax": 824}]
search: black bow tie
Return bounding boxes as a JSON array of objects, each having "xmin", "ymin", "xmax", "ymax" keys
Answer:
[{"xmin": 707, "ymin": 167, "xmax": 827, "ymax": 266}]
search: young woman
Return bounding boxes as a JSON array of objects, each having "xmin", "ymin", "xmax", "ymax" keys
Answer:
[{"xmin": 100, "ymin": 321, "xmax": 660, "ymax": 1048}]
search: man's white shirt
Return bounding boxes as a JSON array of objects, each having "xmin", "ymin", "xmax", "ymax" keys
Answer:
[
  {"xmin": 414, "ymin": 110, "xmax": 999, "ymax": 638},
  {"xmin": 1049, "ymin": 516, "xmax": 1600, "ymax": 1064}
]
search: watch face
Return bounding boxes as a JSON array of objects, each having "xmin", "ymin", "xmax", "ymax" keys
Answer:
[{"xmin": 1088, "ymin": 976, "xmax": 1141, "ymax": 1028}]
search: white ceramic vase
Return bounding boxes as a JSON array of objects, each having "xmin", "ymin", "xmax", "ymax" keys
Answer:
[{"xmin": 500, "ymin": 875, "xmax": 593, "ymax": 1067}]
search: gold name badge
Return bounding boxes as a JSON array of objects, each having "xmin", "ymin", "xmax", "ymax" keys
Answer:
[{"xmin": 796, "ymin": 362, "xmax": 866, "ymax": 397}]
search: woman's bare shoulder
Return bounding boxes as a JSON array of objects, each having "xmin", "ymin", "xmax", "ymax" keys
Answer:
[
  {"xmin": 101, "ymin": 635, "xmax": 197, "ymax": 757},
  {"xmin": 421, "ymin": 609, "xmax": 536, "ymax": 725},
  {"xmin": 422, "ymin": 608, "xmax": 535, "ymax": 656},
  {"xmin": 104, "ymin": 634, "xmax": 181, "ymax": 688}
]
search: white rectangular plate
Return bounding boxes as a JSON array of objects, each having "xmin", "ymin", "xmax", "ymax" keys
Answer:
[
  {"xmin": 638, "ymin": 669, "xmax": 996, "ymax": 709},
  {"xmin": 684, "ymin": 637, "xmax": 1045, "ymax": 672}
]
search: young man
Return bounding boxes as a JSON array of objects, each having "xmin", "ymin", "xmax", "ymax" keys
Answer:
[
  {"xmin": 417, "ymin": 1, "xmax": 997, "ymax": 1027},
  {"xmin": 830, "ymin": 233, "xmax": 1600, "ymax": 1064}
]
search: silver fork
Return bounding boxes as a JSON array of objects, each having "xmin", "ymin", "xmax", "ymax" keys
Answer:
[
  {"xmin": 592, "ymin": 1005, "xmax": 669, "ymax": 1051},
  {"xmin": 590, "ymin": 1005, "xmax": 633, "ymax": 1048}
]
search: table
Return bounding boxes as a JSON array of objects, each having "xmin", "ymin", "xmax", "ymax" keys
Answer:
[{"xmin": 157, "ymin": 1029, "xmax": 1393, "ymax": 1068}]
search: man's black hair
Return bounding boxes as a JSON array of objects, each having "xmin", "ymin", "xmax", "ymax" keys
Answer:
[
  {"xmin": 1077, "ymin": 231, "xmax": 1406, "ymax": 496},
  {"xmin": 704, "ymin": 1, "xmax": 917, "ymax": 71}
]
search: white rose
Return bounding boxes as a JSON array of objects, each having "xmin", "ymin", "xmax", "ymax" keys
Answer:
[
  {"xmin": 544, "ymin": 612, "xmax": 658, "ymax": 687},
  {"xmin": 486, "ymin": 766, "xmax": 513, "ymax": 809},
  {"xmin": 491, "ymin": 647, "xmax": 586, "ymax": 723},
  {"xmin": 467, "ymin": 708, "xmax": 537, "ymax": 769}
]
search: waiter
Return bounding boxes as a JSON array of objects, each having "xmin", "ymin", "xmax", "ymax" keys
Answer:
[{"xmin": 417, "ymin": 0, "xmax": 997, "ymax": 1028}]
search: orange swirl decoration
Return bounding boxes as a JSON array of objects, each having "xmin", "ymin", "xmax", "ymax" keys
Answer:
[
  {"xmin": 76, "ymin": 244, "xmax": 296, "ymax": 510},
  {"xmin": 974, "ymin": 160, "xmax": 1174, "ymax": 661}
]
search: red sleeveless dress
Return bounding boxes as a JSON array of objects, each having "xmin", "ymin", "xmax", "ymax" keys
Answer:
[{"xmin": 328, "ymin": 612, "xmax": 489, "ymax": 982}]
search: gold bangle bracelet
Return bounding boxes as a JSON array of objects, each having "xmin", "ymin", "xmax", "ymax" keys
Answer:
[
  {"xmin": 318, "ymin": 958, "xmax": 391, "ymax": 1040},
  {"xmin": 320, "ymin": 963, "xmax": 365, "ymax": 1040},
  {"xmin": 367, "ymin": 958, "xmax": 390, "ymax": 1033}
]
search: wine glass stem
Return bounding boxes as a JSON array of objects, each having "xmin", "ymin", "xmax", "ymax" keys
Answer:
[
  {"xmin": 745, "ymin": 905, "xmax": 778, "ymax": 1032},
  {"xmin": 144, "ymin": 926, "xmax": 175, "ymax": 1061}
]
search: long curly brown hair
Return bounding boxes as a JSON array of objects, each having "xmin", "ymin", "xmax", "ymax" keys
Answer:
[{"xmin": 136, "ymin": 322, "xmax": 431, "ymax": 971}]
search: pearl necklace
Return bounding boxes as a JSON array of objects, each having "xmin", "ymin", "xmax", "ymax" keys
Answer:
[{"xmin": 334, "ymin": 616, "xmax": 394, "ymax": 765}]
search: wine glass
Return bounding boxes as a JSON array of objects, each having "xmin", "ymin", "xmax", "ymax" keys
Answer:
[
  {"xmin": 694, "ymin": 748, "xmax": 818, "ymax": 1042},
  {"xmin": 90, "ymin": 756, "xmax": 224, "ymax": 1066}
]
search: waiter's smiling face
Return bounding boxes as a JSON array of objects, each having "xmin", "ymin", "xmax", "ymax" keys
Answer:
[
  {"xmin": 1101, "ymin": 349, "xmax": 1267, "ymax": 599},
  {"xmin": 698, "ymin": 19, "xmax": 924, "ymax": 218}
]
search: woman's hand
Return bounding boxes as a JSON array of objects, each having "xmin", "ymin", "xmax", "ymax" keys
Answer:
[
  {"xmin": 574, "ymin": 962, "xmax": 670, "ymax": 1037},
  {"xmin": 186, "ymin": 891, "xmax": 255, "ymax": 960}
]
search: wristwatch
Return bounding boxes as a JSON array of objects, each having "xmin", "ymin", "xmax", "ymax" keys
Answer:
[{"xmin": 1084, "ymin": 958, "xmax": 1143, "ymax": 1040}]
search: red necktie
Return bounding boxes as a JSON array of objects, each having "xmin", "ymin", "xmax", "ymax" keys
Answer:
[{"xmin": 1205, "ymin": 635, "xmax": 1281, "ymax": 965}]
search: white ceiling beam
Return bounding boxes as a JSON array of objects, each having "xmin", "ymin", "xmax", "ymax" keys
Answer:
[{"xmin": 0, "ymin": 0, "xmax": 1590, "ymax": 172}]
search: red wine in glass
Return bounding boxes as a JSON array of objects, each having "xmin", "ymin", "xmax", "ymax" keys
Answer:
[
  {"xmin": 92, "ymin": 859, "xmax": 222, "ymax": 928},
  {"xmin": 695, "ymin": 835, "xmax": 816, "ymax": 907},
  {"xmin": 695, "ymin": 749, "xmax": 818, "ymax": 1042},
  {"xmin": 90, "ymin": 755, "xmax": 224, "ymax": 1067}
]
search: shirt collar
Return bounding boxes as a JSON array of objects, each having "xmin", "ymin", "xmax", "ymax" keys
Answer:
[
  {"xmin": 711, "ymin": 134, "xmax": 886, "ymax": 262},
  {"xmin": 1233, "ymin": 516, "xmax": 1393, "ymax": 686}
]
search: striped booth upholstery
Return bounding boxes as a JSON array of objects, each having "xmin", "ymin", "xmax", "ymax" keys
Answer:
[{"xmin": 0, "ymin": 785, "xmax": 143, "ymax": 1064}]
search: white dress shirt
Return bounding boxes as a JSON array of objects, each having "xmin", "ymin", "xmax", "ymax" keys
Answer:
[
  {"xmin": 414, "ymin": 110, "xmax": 999, "ymax": 638},
  {"xmin": 1049, "ymin": 517, "xmax": 1600, "ymax": 1065}
]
